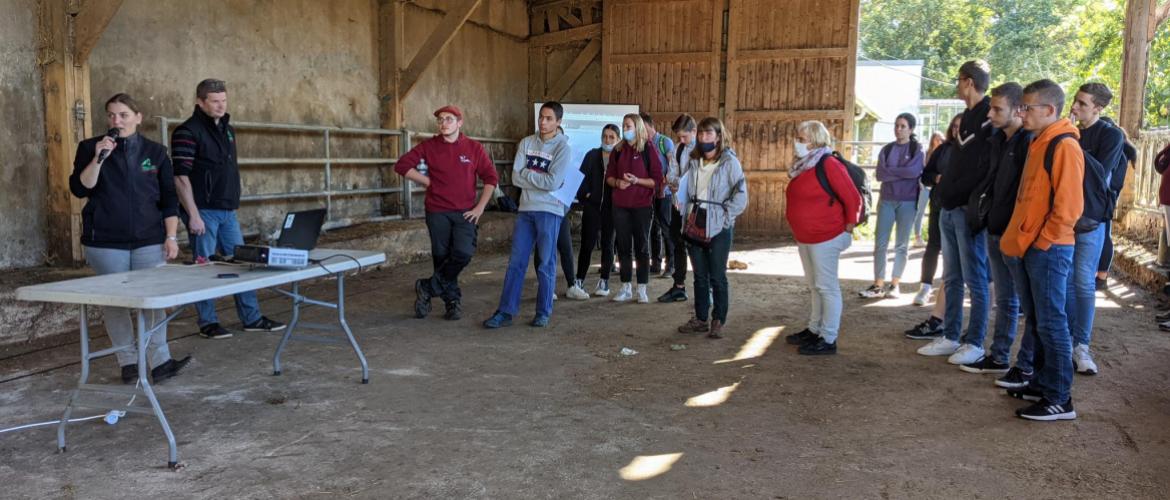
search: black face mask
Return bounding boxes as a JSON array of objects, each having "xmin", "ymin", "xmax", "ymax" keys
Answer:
[{"xmin": 697, "ymin": 142, "xmax": 717, "ymax": 153}]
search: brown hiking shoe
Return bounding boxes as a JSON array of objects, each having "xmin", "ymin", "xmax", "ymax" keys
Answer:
[
  {"xmin": 707, "ymin": 320, "xmax": 724, "ymax": 339},
  {"xmin": 677, "ymin": 317, "xmax": 709, "ymax": 334}
]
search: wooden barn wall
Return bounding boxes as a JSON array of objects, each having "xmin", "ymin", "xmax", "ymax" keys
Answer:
[
  {"xmin": 582, "ymin": 0, "xmax": 860, "ymax": 237},
  {"xmin": 529, "ymin": 1, "xmax": 605, "ymax": 106}
]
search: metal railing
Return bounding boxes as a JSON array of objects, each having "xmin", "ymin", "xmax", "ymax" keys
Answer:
[
  {"xmin": 1129, "ymin": 128, "xmax": 1170, "ymax": 212},
  {"xmin": 156, "ymin": 117, "xmax": 519, "ymax": 235}
]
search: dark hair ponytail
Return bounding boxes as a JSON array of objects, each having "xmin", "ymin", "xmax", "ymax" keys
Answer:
[{"xmin": 895, "ymin": 112, "xmax": 921, "ymax": 160}]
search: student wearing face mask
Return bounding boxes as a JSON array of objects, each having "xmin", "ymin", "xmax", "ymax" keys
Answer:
[
  {"xmin": 859, "ymin": 113, "xmax": 924, "ymax": 300},
  {"xmin": 675, "ymin": 118, "xmax": 747, "ymax": 339},
  {"xmin": 658, "ymin": 114, "xmax": 697, "ymax": 303},
  {"xmin": 568, "ymin": 124, "xmax": 621, "ymax": 299},
  {"xmin": 69, "ymin": 93, "xmax": 191, "ymax": 384},
  {"xmin": 783, "ymin": 121, "xmax": 860, "ymax": 355},
  {"xmin": 606, "ymin": 114, "xmax": 666, "ymax": 303}
]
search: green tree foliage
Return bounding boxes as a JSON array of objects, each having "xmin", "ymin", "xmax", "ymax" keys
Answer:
[{"xmin": 860, "ymin": 0, "xmax": 1170, "ymax": 128}]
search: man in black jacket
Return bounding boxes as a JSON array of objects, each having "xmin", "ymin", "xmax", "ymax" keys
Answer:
[
  {"xmin": 172, "ymin": 79, "xmax": 284, "ymax": 339},
  {"xmin": 959, "ymin": 83, "xmax": 1034, "ymax": 382},
  {"xmin": 917, "ymin": 60, "xmax": 994, "ymax": 364}
]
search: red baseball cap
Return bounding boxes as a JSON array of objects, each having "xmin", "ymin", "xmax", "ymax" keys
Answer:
[{"xmin": 433, "ymin": 105, "xmax": 463, "ymax": 120}]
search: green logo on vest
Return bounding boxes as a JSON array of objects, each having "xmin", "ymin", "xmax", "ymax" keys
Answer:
[
  {"xmin": 141, "ymin": 158, "xmax": 156, "ymax": 172},
  {"xmin": 227, "ymin": 130, "xmax": 235, "ymax": 142}
]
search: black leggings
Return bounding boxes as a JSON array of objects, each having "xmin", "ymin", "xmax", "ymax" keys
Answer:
[
  {"xmin": 614, "ymin": 206, "xmax": 653, "ymax": 284},
  {"xmin": 576, "ymin": 202, "xmax": 615, "ymax": 281},
  {"xmin": 920, "ymin": 197, "xmax": 941, "ymax": 285},
  {"xmin": 649, "ymin": 196, "xmax": 674, "ymax": 265}
]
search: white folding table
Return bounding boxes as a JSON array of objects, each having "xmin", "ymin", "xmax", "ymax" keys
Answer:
[{"xmin": 15, "ymin": 248, "xmax": 386, "ymax": 469}]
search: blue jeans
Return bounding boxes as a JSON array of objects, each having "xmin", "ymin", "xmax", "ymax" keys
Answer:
[
  {"xmin": 1004, "ymin": 253, "xmax": 1037, "ymax": 373},
  {"xmin": 874, "ymin": 199, "xmax": 917, "ymax": 282},
  {"xmin": 986, "ymin": 235, "xmax": 1020, "ymax": 364},
  {"xmin": 189, "ymin": 209, "xmax": 261, "ymax": 327},
  {"xmin": 913, "ymin": 186, "xmax": 931, "ymax": 239},
  {"xmin": 1025, "ymin": 245, "xmax": 1075, "ymax": 404},
  {"xmin": 497, "ymin": 211, "xmax": 562, "ymax": 318},
  {"xmin": 688, "ymin": 228, "xmax": 734, "ymax": 324},
  {"xmin": 1067, "ymin": 224, "xmax": 1106, "ymax": 346},
  {"xmin": 939, "ymin": 207, "xmax": 990, "ymax": 344},
  {"xmin": 797, "ymin": 231, "xmax": 852, "ymax": 343}
]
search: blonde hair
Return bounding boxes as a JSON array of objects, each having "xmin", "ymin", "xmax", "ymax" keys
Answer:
[
  {"xmin": 797, "ymin": 120, "xmax": 833, "ymax": 149},
  {"xmin": 616, "ymin": 113, "xmax": 648, "ymax": 153}
]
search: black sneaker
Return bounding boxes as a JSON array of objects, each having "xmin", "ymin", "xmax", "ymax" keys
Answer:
[
  {"xmin": 199, "ymin": 323, "xmax": 232, "ymax": 339},
  {"xmin": 657, "ymin": 286, "xmax": 688, "ymax": 303},
  {"xmin": 150, "ymin": 355, "xmax": 191, "ymax": 384},
  {"xmin": 443, "ymin": 301, "xmax": 462, "ymax": 321},
  {"xmin": 959, "ymin": 356, "xmax": 1009, "ymax": 374},
  {"xmin": 995, "ymin": 366, "xmax": 1034, "ymax": 389},
  {"xmin": 798, "ymin": 339, "xmax": 837, "ymax": 355},
  {"xmin": 1006, "ymin": 385, "xmax": 1044, "ymax": 402},
  {"xmin": 785, "ymin": 328, "xmax": 818, "ymax": 345},
  {"xmin": 243, "ymin": 316, "xmax": 285, "ymax": 332},
  {"xmin": 904, "ymin": 317, "xmax": 942, "ymax": 340},
  {"xmin": 414, "ymin": 279, "xmax": 433, "ymax": 318},
  {"xmin": 1157, "ymin": 309, "xmax": 1170, "ymax": 323},
  {"xmin": 650, "ymin": 261, "xmax": 662, "ymax": 274},
  {"xmin": 1016, "ymin": 398, "xmax": 1076, "ymax": 421},
  {"xmin": 121, "ymin": 364, "xmax": 139, "ymax": 385},
  {"xmin": 1095, "ymin": 278, "xmax": 1107, "ymax": 291}
]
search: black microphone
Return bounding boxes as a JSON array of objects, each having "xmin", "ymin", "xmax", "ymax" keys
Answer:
[{"xmin": 97, "ymin": 128, "xmax": 118, "ymax": 164}]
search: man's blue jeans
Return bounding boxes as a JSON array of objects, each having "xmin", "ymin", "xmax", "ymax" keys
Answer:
[
  {"xmin": 1067, "ymin": 224, "xmax": 1106, "ymax": 346},
  {"xmin": 1004, "ymin": 253, "xmax": 1037, "ymax": 374},
  {"xmin": 188, "ymin": 209, "xmax": 261, "ymax": 328},
  {"xmin": 1025, "ymin": 245, "xmax": 1075, "ymax": 404},
  {"xmin": 986, "ymin": 234, "xmax": 1020, "ymax": 364},
  {"xmin": 939, "ymin": 207, "xmax": 990, "ymax": 345},
  {"xmin": 497, "ymin": 211, "xmax": 562, "ymax": 318}
]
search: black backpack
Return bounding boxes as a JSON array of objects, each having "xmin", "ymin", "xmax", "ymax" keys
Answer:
[
  {"xmin": 814, "ymin": 151, "xmax": 872, "ymax": 225},
  {"xmin": 1044, "ymin": 133, "xmax": 1111, "ymax": 233}
]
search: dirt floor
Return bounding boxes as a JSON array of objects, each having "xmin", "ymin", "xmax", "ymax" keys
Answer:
[{"xmin": 1, "ymin": 239, "xmax": 1168, "ymax": 499}]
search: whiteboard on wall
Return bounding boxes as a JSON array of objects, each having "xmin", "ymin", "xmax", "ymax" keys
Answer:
[{"xmin": 532, "ymin": 103, "xmax": 640, "ymax": 174}]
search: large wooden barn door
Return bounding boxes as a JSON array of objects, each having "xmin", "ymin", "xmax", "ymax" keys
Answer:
[
  {"xmin": 599, "ymin": 0, "xmax": 860, "ymax": 236},
  {"xmin": 600, "ymin": 0, "xmax": 722, "ymax": 121},
  {"xmin": 725, "ymin": 0, "xmax": 861, "ymax": 235}
]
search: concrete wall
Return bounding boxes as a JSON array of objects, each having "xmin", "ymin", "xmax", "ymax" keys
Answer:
[{"xmin": 0, "ymin": 0, "xmax": 48, "ymax": 269}]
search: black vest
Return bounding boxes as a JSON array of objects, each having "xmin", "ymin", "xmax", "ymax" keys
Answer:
[{"xmin": 176, "ymin": 106, "xmax": 241, "ymax": 210}]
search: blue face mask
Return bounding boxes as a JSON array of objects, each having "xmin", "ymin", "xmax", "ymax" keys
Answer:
[
  {"xmin": 622, "ymin": 130, "xmax": 636, "ymax": 142},
  {"xmin": 697, "ymin": 141, "xmax": 717, "ymax": 154},
  {"xmin": 601, "ymin": 143, "xmax": 614, "ymax": 152}
]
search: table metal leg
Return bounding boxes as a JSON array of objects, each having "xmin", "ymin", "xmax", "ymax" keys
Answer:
[
  {"xmin": 57, "ymin": 305, "xmax": 90, "ymax": 452},
  {"xmin": 135, "ymin": 311, "xmax": 179, "ymax": 469},
  {"xmin": 272, "ymin": 281, "xmax": 302, "ymax": 377},
  {"xmin": 336, "ymin": 274, "xmax": 369, "ymax": 384}
]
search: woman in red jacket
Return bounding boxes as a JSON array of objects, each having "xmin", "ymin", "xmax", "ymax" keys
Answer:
[{"xmin": 783, "ymin": 121, "xmax": 861, "ymax": 355}]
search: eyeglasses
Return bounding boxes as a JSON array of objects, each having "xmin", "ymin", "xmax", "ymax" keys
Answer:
[
  {"xmin": 1018, "ymin": 103, "xmax": 1054, "ymax": 113},
  {"xmin": 436, "ymin": 116, "xmax": 458, "ymax": 124}
]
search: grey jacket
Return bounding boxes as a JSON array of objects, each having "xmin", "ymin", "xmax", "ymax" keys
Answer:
[
  {"xmin": 667, "ymin": 141, "xmax": 695, "ymax": 187},
  {"xmin": 512, "ymin": 132, "xmax": 573, "ymax": 215},
  {"xmin": 680, "ymin": 148, "xmax": 748, "ymax": 238}
]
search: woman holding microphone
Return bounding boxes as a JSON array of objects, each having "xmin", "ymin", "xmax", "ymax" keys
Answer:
[{"xmin": 69, "ymin": 93, "xmax": 190, "ymax": 385}]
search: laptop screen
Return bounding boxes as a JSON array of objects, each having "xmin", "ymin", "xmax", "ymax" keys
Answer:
[{"xmin": 277, "ymin": 209, "xmax": 327, "ymax": 250}]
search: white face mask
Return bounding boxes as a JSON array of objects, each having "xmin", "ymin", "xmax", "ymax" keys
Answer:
[{"xmin": 794, "ymin": 141, "xmax": 810, "ymax": 158}]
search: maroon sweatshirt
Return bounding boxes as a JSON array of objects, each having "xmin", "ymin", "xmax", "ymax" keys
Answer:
[
  {"xmin": 394, "ymin": 133, "xmax": 499, "ymax": 213},
  {"xmin": 605, "ymin": 143, "xmax": 664, "ymax": 209}
]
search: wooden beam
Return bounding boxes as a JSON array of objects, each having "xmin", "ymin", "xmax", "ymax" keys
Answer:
[
  {"xmin": 378, "ymin": 0, "xmax": 404, "ymax": 128},
  {"xmin": 545, "ymin": 38, "xmax": 600, "ymax": 101},
  {"xmin": 39, "ymin": 0, "xmax": 92, "ymax": 265},
  {"xmin": 732, "ymin": 109, "xmax": 852, "ymax": 121},
  {"xmin": 609, "ymin": 51, "xmax": 713, "ymax": 64},
  {"xmin": 842, "ymin": 0, "xmax": 861, "ymax": 142},
  {"xmin": 528, "ymin": 23, "xmax": 600, "ymax": 47},
  {"xmin": 398, "ymin": 0, "xmax": 481, "ymax": 100},
  {"xmin": 735, "ymin": 47, "xmax": 851, "ymax": 61},
  {"xmin": 71, "ymin": 0, "xmax": 123, "ymax": 66}
]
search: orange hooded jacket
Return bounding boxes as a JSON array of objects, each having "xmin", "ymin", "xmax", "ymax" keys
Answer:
[{"xmin": 1000, "ymin": 118, "xmax": 1084, "ymax": 257}]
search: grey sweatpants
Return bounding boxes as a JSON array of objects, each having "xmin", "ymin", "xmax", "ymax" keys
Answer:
[{"xmin": 84, "ymin": 244, "xmax": 171, "ymax": 369}]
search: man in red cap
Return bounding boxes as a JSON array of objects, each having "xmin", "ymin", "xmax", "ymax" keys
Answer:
[{"xmin": 394, "ymin": 105, "xmax": 499, "ymax": 320}]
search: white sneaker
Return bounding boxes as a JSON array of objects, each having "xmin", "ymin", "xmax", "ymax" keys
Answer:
[
  {"xmin": 566, "ymin": 283, "xmax": 590, "ymax": 300},
  {"xmin": 593, "ymin": 279, "xmax": 610, "ymax": 297},
  {"xmin": 912, "ymin": 284, "xmax": 933, "ymax": 306},
  {"xmin": 883, "ymin": 283, "xmax": 901, "ymax": 299},
  {"xmin": 636, "ymin": 284, "xmax": 650, "ymax": 303},
  {"xmin": 1073, "ymin": 344, "xmax": 1098, "ymax": 375},
  {"xmin": 612, "ymin": 282, "xmax": 633, "ymax": 302},
  {"xmin": 917, "ymin": 337, "xmax": 961, "ymax": 356},
  {"xmin": 947, "ymin": 343, "xmax": 985, "ymax": 365},
  {"xmin": 858, "ymin": 284, "xmax": 884, "ymax": 298}
]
